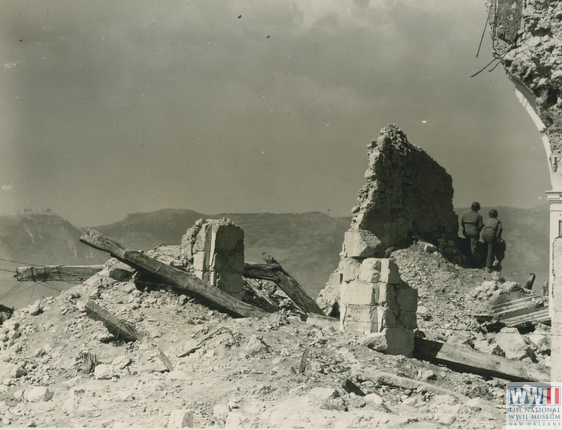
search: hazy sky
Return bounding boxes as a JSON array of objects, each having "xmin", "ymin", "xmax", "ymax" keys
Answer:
[{"xmin": 0, "ymin": 0, "xmax": 552, "ymax": 226}]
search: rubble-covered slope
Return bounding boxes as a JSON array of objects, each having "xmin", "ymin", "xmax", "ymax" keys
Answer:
[{"xmin": 0, "ymin": 246, "xmax": 513, "ymax": 429}]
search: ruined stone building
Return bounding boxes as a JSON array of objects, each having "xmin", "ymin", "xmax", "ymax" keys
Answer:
[
  {"xmin": 318, "ymin": 125, "xmax": 462, "ymax": 356},
  {"xmin": 486, "ymin": 0, "xmax": 562, "ymax": 380}
]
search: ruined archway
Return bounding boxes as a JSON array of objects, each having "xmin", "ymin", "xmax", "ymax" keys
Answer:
[{"xmin": 485, "ymin": 0, "xmax": 562, "ymax": 380}]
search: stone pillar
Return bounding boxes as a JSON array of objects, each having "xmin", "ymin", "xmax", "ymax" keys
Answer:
[
  {"xmin": 338, "ymin": 230, "xmax": 416, "ymax": 357},
  {"xmin": 551, "ymin": 237, "xmax": 562, "ymax": 381},
  {"xmin": 547, "ymin": 192, "xmax": 562, "ymax": 308},
  {"xmin": 181, "ymin": 218, "xmax": 245, "ymax": 300},
  {"xmin": 512, "ymin": 81, "xmax": 562, "ymax": 380}
]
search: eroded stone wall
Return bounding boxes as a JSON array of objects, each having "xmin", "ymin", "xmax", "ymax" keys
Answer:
[
  {"xmin": 318, "ymin": 125, "xmax": 460, "ymax": 356},
  {"xmin": 490, "ymin": 0, "xmax": 562, "ymax": 175},
  {"xmin": 351, "ymin": 125, "xmax": 460, "ymax": 257}
]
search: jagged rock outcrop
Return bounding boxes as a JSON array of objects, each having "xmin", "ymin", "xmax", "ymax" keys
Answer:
[{"xmin": 350, "ymin": 125, "xmax": 460, "ymax": 256}]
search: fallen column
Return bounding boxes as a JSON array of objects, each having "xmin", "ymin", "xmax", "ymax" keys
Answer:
[{"xmin": 80, "ymin": 228, "xmax": 269, "ymax": 319}]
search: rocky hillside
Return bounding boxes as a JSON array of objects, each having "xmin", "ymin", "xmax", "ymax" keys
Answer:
[
  {"xmin": 0, "ymin": 244, "xmax": 523, "ymax": 428},
  {"xmin": 0, "ymin": 209, "xmax": 105, "ymax": 267}
]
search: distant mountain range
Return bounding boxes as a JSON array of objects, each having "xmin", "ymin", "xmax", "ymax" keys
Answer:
[{"xmin": 0, "ymin": 205, "xmax": 550, "ymax": 308}]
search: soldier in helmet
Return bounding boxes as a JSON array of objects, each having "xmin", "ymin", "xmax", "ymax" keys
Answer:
[{"xmin": 461, "ymin": 202, "xmax": 484, "ymax": 267}]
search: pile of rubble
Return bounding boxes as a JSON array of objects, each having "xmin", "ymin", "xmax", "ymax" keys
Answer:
[{"xmin": 0, "ymin": 243, "xmax": 511, "ymax": 428}]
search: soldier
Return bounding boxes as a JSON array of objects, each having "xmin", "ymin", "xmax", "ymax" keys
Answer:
[
  {"xmin": 461, "ymin": 202, "xmax": 483, "ymax": 266},
  {"xmin": 481, "ymin": 209, "xmax": 504, "ymax": 273}
]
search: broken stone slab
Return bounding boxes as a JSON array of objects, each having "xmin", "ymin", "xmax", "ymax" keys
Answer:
[
  {"xmin": 167, "ymin": 410, "xmax": 194, "ymax": 428},
  {"xmin": 363, "ymin": 327, "xmax": 414, "ymax": 357},
  {"xmin": 343, "ymin": 229, "xmax": 384, "ymax": 258},
  {"xmin": 494, "ymin": 330, "xmax": 536, "ymax": 361}
]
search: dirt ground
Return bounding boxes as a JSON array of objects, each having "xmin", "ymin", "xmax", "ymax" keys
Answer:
[{"xmin": 0, "ymin": 243, "xmax": 548, "ymax": 428}]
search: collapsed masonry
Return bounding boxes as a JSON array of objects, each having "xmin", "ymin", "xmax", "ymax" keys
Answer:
[
  {"xmin": 318, "ymin": 125, "xmax": 462, "ymax": 356},
  {"xmin": 486, "ymin": 0, "xmax": 562, "ymax": 380},
  {"xmin": 180, "ymin": 218, "xmax": 245, "ymax": 301}
]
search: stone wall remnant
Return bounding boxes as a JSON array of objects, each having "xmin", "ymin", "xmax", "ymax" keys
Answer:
[
  {"xmin": 338, "ymin": 257, "xmax": 417, "ymax": 357},
  {"xmin": 180, "ymin": 218, "xmax": 244, "ymax": 300},
  {"xmin": 350, "ymin": 124, "xmax": 460, "ymax": 257},
  {"xmin": 318, "ymin": 124, "xmax": 462, "ymax": 356}
]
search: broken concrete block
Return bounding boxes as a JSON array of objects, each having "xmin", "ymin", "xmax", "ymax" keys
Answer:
[
  {"xmin": 394, "ymin": 282, "xmax": 418, "ymax": 312},
  {"xmin": 343, "ymin": 229, "xmax": 383, "ymax": 258},
  {"xmin": 94, "ymin": 364, "xmax": 114, "ymax": 380},
  {"xmin": 24, "ymin": 386, "xmax": 54, "ymax": 402},
  {"xmin": 375, "ymin": 306, "xmax": 397, "ymax": 330},
  {"xmin": 495, "ymin": 331, "xmax": 535, "ymax": 361},
  {"xmin": 167, "ymin": 410, "xmax": 193, "ymax": 428},
  {"xmin": 363, "ymin": 327, "xmax": 414, "ymax": 357},
  {"xmin": 216, "ymin": 272, "xmax": 243, "ymax": 300},
  {"xmin": 359, "ymin": 258, "xmax": 400, "ymax": 284},
  {"xmin": 340, "ymin": 281, "xmax": 376, "ymax": 305}
]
